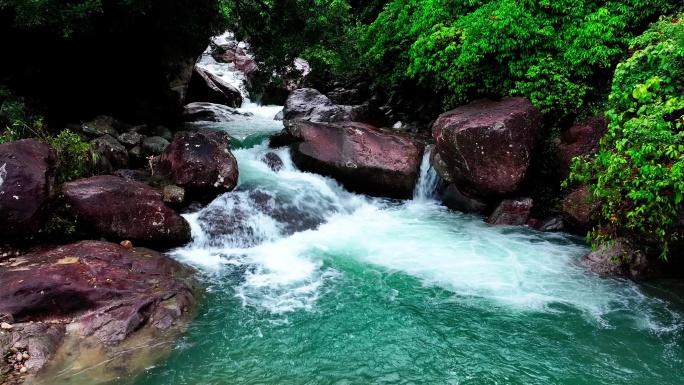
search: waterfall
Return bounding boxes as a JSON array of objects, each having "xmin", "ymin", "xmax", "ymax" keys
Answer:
[{"xmin": 413, "ymin": 146, "xmax": 442, "ymax": 202}]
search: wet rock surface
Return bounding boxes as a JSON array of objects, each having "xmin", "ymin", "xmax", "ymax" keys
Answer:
[
  {"xmin": 580, "ymin": 238, "xmax": 665, "ymax": 279},
  {"xmin": 0, "ymin": 241, "xmax": 197, "ymax": 383},
  {"xmin": 185, "ymin": 67, "xmax": 243, "ymax": 108},
  {"xmin": 0, "ymin": 140, "xmax": 56, "ymax": 241},
  {"xmin": 560, "ymin": 185, "xmax": 599, "ymax": 235},
  {"xmin": 487, "ymin": 198, "xmax": 533, "ymax": 226},
  {"xmin": 182, "ymin": 102, "xmax": 253, "ymax": 122},
  {"xmin": 283, "ymin": 88, "xmax": 386, "ymax": 129},
  {"xmin": 159, "ymin": 130, "xmax": 239, "ymax": 202},
  {"xmin": 432, "ymin": 97, "xmax": 543, "ymax": 198},
  {"xmin": 62, "ymin": 175, "xmax": 191, "ymax": 248},
  {"xmin": 288, "ymin": 120, "xmax": 424, "ymax": 199},
  {"xmin": 558, "ymin": 115, "xmax": 606, "ymax": 180}
]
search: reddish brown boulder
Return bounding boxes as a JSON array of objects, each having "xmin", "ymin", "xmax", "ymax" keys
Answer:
[
  {"xmin": 185, "ymin": 66, "xmax": 243, "ymax": 108},
  {"xmin": 0, "ymin": 139, "xmax": 56, "ymax": 240},
  {"xmin": 432, "ymin": 97, "xmax": 543, "ymax": 198},
  {"xmin": 487, "ymin": 198, "xmax": 533, "ymax": 226},
  {"xmin": 560, "ymin": 185, "xmax": 599, "ymax": 235},
  {"xmin": 283, "ymin": 88, "xmax": 386, "ymax": 129},
  {"xmin": 62, "ymin": 175, "xmax": 191, "ymax": 247},
  {"xmin": 559, "ymin": 115, "xmax": 606, "ymax": 180},
  {"xmin": 211, "ymin": 42, "xmax": 257, "ymax": 75},
  {"xmin": 0, "ymin": 241, "xmax": 196, "ymax": 379},
  {"xmin": 289, "ymin": 121, "xmax": 424, "ymax": 199},
  {"xmin": 159, "ymin": 130, "xmax": 239, "ymax": 201}
]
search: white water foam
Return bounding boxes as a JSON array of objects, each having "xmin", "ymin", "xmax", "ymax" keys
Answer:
[{"xmin": 171, "ymin": 103, "xmax": 679, "ymax": 331}]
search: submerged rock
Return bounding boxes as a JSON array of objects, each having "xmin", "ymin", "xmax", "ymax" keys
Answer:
[
  {"xmin": 442, "ymin": 185, "xmax": 488, "ymax": 215},
  {"xmin": 62, "ymin": 175, "xmax": 191, "ymax": 248},
  {"xmin": 289, "ymin": 120, "xmax": 424, "ymax": 199},
  {"xmin": 432, "ymin": 97, "xmax": 543, "ymax": 198},
  {"xmin": 159, "ymin": 130, "xmax": 238, "ymax": 202},
  {"xmin": 487, "ymin": 198, "xmax": 533, "ymax": 226},
  {"xmin": 0, "ymin": 240, "xmax": 197, "ymax": 382},
  {"xmin": 0, "ymin": 139, "xmax": 56, "ymax": 241},
  {"xmin": 261, "ymin": 152, "xmax": 284, "ymax": 172},
  {"xmin": 580, "ymin": 238, "xmax": 664, "ymax": 279}
]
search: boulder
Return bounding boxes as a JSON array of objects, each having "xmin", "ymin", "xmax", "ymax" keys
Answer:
[
  {"xmin": 0, "ymin": 140, "xmax": 56, "ymax": 240},
  {"xmin": 442, "ymin": 185, "xmax": 488, "ymax": 214},
  {"xmin": 289, "ymin": 120, "xmax": 424, "ymax": 199},
  {"xmin": 580, "ymin": 238, "xmax": 664, "ymax": 279},
  {"xmin": 159, "ymin": 130, "xmax": 239, "ymax": 201},
  {"xmin": 432, "ymin": 97, "xmax": 543, "ymax": 198},
  {"xmin": 150, "ymin": 125, "xmax": 174, "ymax": 142},
  {"xmin": 112, "ymin": 169, "xmax": 151, "ymax": 184},
  {"xmin": 163, "ymin": 185, "xmax": 185, "ymax": 204},
  {"xmin": 92, "ymin": 134, "xmax": 129, "ymax": 171},
  {"xmin": 560, "ymin": 185, "xmax": 599, "ymax": 234},
  {"xmin": 81, "ymin": 115, "xmax": 122, "ymax": 138},
  {"xmin": 118, "ymin": 131, "xmax": 144, "ymax": 148},
  {"xmin": 261, "ymin": 152, "xmax": 284, "ymax": 172},
  {"xmin": 211, "ymin": 42, "xmax": 257, "ymax": 75},
  {"xmin": 534, "ymin": 217, "xmax": 564, "ymax": 232},
  {"xmin": 182, "ymin": 102, "xmax": 252, "ymax": 122},
  {"xmin": 185, "ymin": 66, "xmax": 243, "ymax": 108},
  {"xmin": 487, "ymin": 198, "xmax": 533, "ymax": 226},
  {"xmin": 142, "ymin": 136, "xmax": 170, "ymax": 156},
  {"xmin": 62, "ymin": 175, "xmax": 191, "ymax": 248},
  {"xmin": 282, "ymin": 88, "xmax": 386, "ymax": 129},
  {"xmin": 558, "ymin": 115, "xmax": 606, "ymax": 180},
  {"xmin": 0, "ymin": 241, "xmax": 197, "ymax": 381}
]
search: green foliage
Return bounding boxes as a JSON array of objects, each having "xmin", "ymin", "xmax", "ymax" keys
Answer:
[
  {"xmin": 359, "ymin": 0, "xmax": 680, "ymax": 120},
  {"xmin": 46, "ymin": 130, "xmax": 93, "ymax": 184},
  {"xmin": 222, "ymin": 0, "xmax": 360, "ymax": 82},
  {"xmin": 569, "ymin": 15, "xmax": 684, "ymax": 259}
]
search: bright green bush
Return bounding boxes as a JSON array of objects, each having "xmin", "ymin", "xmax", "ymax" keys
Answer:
[
  {"xmin": 47, "ymin": 130, "xmax": 93, "ymax": 184},
  {"xmin": 360, "ymin": 0, "xmax": 680, "ymax": 121},
  {"xmin": 570, "ymin": 15, "xmax": 684, "ymax": 258}
]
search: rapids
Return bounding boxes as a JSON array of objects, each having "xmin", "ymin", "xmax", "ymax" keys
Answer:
[{"xmin": 120, "ymin": 106, "xmax": 684, "ymax": 385}]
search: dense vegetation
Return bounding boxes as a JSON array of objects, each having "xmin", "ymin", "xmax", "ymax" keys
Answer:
[
  {"xmin": 0, "ymin": 0, "xmax": 226, "ymax": 123},
  {"xmin": 2, "ymin": 0, "xmax": 683, "ymax": 258},
  {"xmin": 570, "ymin": 15, "xmax": 684, "ymax": 258}
]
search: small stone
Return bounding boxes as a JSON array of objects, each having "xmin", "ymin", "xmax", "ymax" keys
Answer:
[
  {"xmin": 21, "ymin": 353, "xmax": 28, "ymax": 360},
  {"xmin": 9, "ymin": 348, "xmax": 18, "ymax": 354},
  {"xmin": 120, "ymin": 240, "xmax": 133, "ymax": 249},
  {"xmin": 163, "ymin": 185, "xmax": 185, "ymax": 204},
  {"xmin": 0, "ymin": 322, "xmax": 12, "ymax": 330},
  {"xmin": 19, "ymin": 366, "xmax": 27, "ymax": 374},
  {"xmin": 15, "ymin": 353, "xmax": 22, "ymax": 362}
]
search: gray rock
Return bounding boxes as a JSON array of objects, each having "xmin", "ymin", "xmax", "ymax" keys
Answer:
[
  {"xmin": 118, "ymin": 131, "xmax": 144, "ymax": 147},
  {"xmin": 143, "ymin": 136, "xmax": 170, "ymax": 156},
  {"xmin": 151, "ymin": 126, "xmax": 174, "ymax": 142},
  {"xmin": 163, "ymin": 185, "xmax": 185, "ymax": 204},
  {"xmin": 82, "ymin": 115, "xmax": 121, "ymax": 137},
  {"xmin": 92, "ymin": 134, "xmax": 128, "ymax": 171},
  {"xmin": 580, "ymin": 238, "xmax": 664, "ymax": 279},
  {"xmin": 182, "ymin": 102, "xmax": 252, "ymax": 122},
  {"xmin": 535, "ymin": 217, "xmax": 564, "ymax": 232}
]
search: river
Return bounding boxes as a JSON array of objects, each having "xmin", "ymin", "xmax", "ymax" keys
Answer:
[{"xmin": 113, "ymin": 103, "xmax": 684, "ymax": 385}]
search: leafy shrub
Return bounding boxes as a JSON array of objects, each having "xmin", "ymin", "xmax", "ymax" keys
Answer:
[
  {"xmin": 46, "ymin": 130, "xmax": 93, "ymax": 184},
  {"xmin": 570, "ymin": 15, "xmax": 684, "ymax": 258},
  {"xmin": 359, "ymin": 0, "xmax": 680, "ymax": 122}
]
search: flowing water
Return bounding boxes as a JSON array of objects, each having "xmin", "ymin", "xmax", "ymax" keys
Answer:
[{"xmin": 113, "ymin": 106, "xmax": 684, "ymax": 385}]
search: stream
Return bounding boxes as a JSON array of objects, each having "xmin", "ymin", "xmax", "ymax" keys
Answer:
[{"xmin": 116, "ymin": 104, "xmax": 684, "ymax": 385}]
